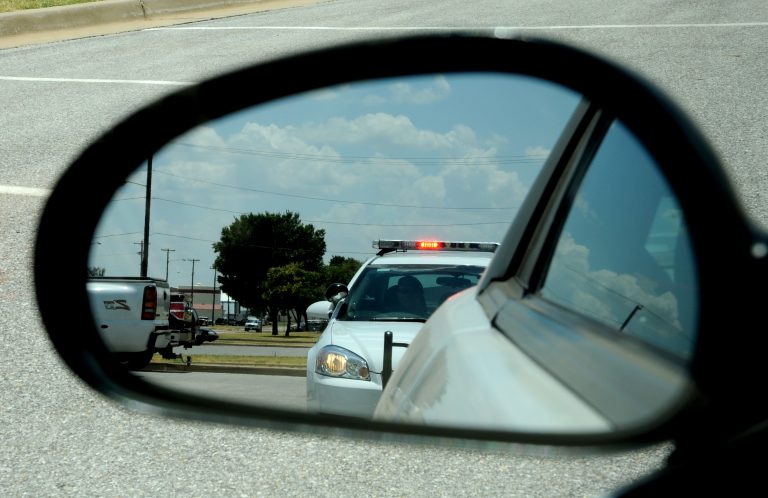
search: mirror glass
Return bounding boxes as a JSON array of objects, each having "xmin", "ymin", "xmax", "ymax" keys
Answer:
[
  {"xmin": 86, "ymin": 72, "xmax": 692, "ymax": 433},
  {"xmin": 541, "ymin": 120, "xmax": 697, "ymax": 360}
]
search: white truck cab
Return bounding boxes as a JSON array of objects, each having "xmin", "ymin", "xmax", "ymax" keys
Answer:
[
  {"xmin": 87, "ymin": 277, "xmax": 172, "ymax": 369},
  {"xmin": 87, "ymin": 277, "xmax": 201, "ymax": 369}
]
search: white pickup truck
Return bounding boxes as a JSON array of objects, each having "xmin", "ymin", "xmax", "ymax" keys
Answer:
[{"xmin": 87, "ymin": 277, "xmax": 199, "ymax": 369}]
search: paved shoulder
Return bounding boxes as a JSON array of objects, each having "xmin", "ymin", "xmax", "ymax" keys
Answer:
[{"xmin": 0, "ymin": 0, "xmax": 317, "ymax": 48}]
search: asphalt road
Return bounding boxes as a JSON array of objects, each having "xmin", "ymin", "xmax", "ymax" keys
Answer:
[
  {"xmin": 139, "ymin": 371, "xmax": 308, "ymax": 410},
  {"xmin": 2, "ymin": 1, "xmax": 767, "ymax": 496}
]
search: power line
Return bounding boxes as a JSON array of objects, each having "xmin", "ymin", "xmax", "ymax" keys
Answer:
[
  {"xmin": 93, "ymin": 231, "xmax": 143, "ymax": 239},
  {"xmin": 152, "ymin": 169, "xmax": 517, "ymax": 210},
  {"xmin": 150, "ymin": 197, "xmax": 511, "ymax": 226},
  {"xmin": 161, "ymin": 248, "xmax": 175, "ymax": 281},
  {"xmin": 172, "ymin": 141, "xmax": 548, "ymax": 166},
  {"xmin": 102, "ymin": 195, "xmax": 515, "ymax": 225}
]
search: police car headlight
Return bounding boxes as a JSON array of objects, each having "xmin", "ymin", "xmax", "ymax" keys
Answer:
[{"xmin": 316, "ymin": 345, "xmax": 370, "ymax": 381}]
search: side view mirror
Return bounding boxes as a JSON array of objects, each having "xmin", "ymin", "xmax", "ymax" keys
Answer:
[
  {"xmin": 307, "ymin": 300, "xmax": 334, "ymax": 320},
  {"xmin": 35, "ymin": 34, "xmax": 767, "ymax": 448},
  {"xmin": 324, "ymin": 283, "xmax": 349, "ymax": 304}
]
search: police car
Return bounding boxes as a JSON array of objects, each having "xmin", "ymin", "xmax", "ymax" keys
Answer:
[{"xmin": 306, "ymin": 239, "xmax": 498, "ymax": 418}]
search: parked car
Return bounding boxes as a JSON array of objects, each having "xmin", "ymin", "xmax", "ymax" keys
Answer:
[
  {"xmin": 244, "ymin": 318, "xmax": 262, "ymax": 332},
  {"xmin": 194, "ymin": 327, "xmax": 219, "ymax": 345},
  {"xmin": 306, "ymin": 319, "xmax": 326, "ymax": 332}
]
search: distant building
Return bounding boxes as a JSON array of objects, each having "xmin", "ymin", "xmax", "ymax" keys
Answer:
[
  {"xmin": 171, "ymin": 286, "xmax": 249, "ymax": 323},
  {"xmin": 174, "ymin": 285, "xmax": 222, "ymax": 321}
]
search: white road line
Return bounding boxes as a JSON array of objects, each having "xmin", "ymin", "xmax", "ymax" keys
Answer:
[
  {"xmin": 0, "ymin": 185, "xmax": 51, "ymax": 197},
  {"xmin": 4, "ymin": 20, "xmax": 765, "ymax": 195},
  {"xmin": 0, "ymin": 76, "xmax": 193, "ymax": 86},
  {"xmin": 147, "ymin": 22, "xmax": 768, "ymax": 31}
]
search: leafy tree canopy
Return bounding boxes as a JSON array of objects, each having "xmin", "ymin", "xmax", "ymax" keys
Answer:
[
  {"xmin": 88, "ymin": 266, "xmax": 106, "ymax": 277},
  {"xmin": 263, "ymin": 263, "xmax": 324, "ymax": 335},
  {"xmin": 263, "ymin": 263, "xmax": 323, "ymax": 304},
  {"xmin": 213, "ymin": 211, "xmax": 326, "ymax": 311},
  {"xmin": 324, "ymin": 255, "xmax": 363, "ymax": 288}
]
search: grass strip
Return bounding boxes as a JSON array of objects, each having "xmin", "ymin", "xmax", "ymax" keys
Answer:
[
  {"xmin": 0, "ymin": 0, "xmax": 101, "ymax": 13},
  {"xmin": 216, "ymin": 331, "xmax": 319, "ymax": 347},
  {"xmin": 152, "ymin": 355, "xmax": 306, "ymax": 368},
  {"xmin": 214, "ymin": 339, "xmax": 316, "ymax": 347}
]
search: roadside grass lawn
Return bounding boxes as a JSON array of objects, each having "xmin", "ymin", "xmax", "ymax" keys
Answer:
[
  {"xmin": 147, "ymin": 325, "xmax": 320, "ymax": 368},
  {"xmin": 152, "ymin": 354, "xmax": 306, "ymax": 368},
  {"xmin": 215, "ymin": 330, "xmax": 319, "ymax": 347},
  {"xmin": 0, "ymin": 0, "xmax": 101, "ymax": 13},
  {"xmin": 150, "ymin": 327, "xmax": 318, "ymax": 367}
]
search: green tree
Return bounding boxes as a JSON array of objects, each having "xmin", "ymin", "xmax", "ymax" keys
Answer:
[
  {"xmin": 213, "ymin": 211, "xmax": 326, "ymax": 334},
  {"xmin": 263, "ymin": 263, "xmax": 323, "ymax": 336},
  {"xmin": 88, "ymin": 266, "xmax": 106, "ymax": 277},
  {"xmin": 324, "ymin": 255, "xmax": 362, "ymax": 287}
]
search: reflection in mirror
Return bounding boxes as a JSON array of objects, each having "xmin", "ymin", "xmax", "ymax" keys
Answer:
[
  {"xmin": 542, "ymin": 121, "xmax": 698, "ymax": 361},
  {"xmin": 372, "ymin": 119, "xmax": 699, "ymax": 435},
  {"xmin": 88, "ymin": 72, "xmax": 592, "ymax": 421}
]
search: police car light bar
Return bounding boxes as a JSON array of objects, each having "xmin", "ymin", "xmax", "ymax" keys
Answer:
[{"xmin": 373, "ymin": 240, "xmax": 499, "ymax": 253}]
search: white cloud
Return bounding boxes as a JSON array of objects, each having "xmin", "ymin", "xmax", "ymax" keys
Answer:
[
  {"xmin": 390, "ymin": 75, "xmax": 451, "ymax": 105},
  {"xmin": 525, "ymin": 146, "xmax": 550, "ymax": 158},
  {"xmin": 546, "ymin": 232, "xmax": 683, "ymax": 332},
  {"xmin": 214, "ymin": 113, "xmax": 533, "ymax": 220},
  {"xmin": 99, "ymin": 106, "xmax": 544, "ymax": 278},
  {"xmin": 357, "ymin": 75, "xmax": 453, "ymax": 107},
  {"xmin": 362, "ymin": 94, "xmax": 387, "ymax": 106}
]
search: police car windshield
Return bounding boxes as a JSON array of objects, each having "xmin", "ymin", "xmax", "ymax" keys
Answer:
[{"xmin": 338, "ymin": 264, "xmax": 485, "ymax": 322}]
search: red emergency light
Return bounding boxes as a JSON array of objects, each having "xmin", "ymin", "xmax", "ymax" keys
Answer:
[{"xmin": 417, "ymin": 241, "xmax": 444, "ymax": 250}]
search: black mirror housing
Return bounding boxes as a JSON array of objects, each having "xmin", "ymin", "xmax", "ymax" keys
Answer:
[{"xmin": 324, "ymin": 283, "xmax": 349, "ymax": 303}]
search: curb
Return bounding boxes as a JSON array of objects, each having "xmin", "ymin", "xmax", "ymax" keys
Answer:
[
  {"xmin": 144, "ymin": 361, "xmax": 306, "ymax": 376},
  {"xmin": 0, "ymin": 0, "xmax": 285, "ymax": 38}
]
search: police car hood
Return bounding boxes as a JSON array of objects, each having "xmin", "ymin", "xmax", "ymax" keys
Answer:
[{"xmin": 328, "ymin": 320, "xmax": 423, "ymax": 373}]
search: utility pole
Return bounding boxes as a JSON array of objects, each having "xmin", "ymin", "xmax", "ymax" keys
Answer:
[
  {"xmin": 134, "ymin": 241, "xmax": 144, "ymax": 274},
  {"xmin": 184, "ymin": 258, "xmax": 200, "ymax": 306},
  {"xmin": 141, "ymin": 155, "xmax": 152, "ymax": 277},
  {"xmin": 211, "ymin": 266, "xmax": 217, "ymax": 323},
  {"xmin": 161, "ymin": 248, "xmax": 175, "ymax": 282}
]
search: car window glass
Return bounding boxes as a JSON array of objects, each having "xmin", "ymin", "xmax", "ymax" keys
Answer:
[
  {"xmin": 540, "ymin": 120, "xmax": 698, "ymax": 360},
  {"xmin": 340, "ymin": 264, "xmax": 485, "ymax": 321}
]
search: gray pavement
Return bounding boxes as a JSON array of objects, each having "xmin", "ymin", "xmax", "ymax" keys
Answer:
[
  {"xmin": 3, "ymin": 1, "xmax": 767, "ymax": 496},
  {"xmin": 0, "ymin": 0, "xmax": 316, "ymax": 47}
]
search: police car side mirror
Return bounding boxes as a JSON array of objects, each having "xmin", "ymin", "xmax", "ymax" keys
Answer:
[
  {"xmin": 35, "ymin": 34, "xmax": 766, "ymax": 449},
  {"xmin": 324, "ymin": 283, "xmax": 349, "ymax": 304}
]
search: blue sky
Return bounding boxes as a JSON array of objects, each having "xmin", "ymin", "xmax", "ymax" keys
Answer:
[{"xmin": 89, "ymin": 72, "xmax": 580, "ymax": 289}]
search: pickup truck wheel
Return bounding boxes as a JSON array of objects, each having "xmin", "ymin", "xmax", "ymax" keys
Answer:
[{"xmin": 123, "ymin": 351, "xmax": 154, "ymax": 370}]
